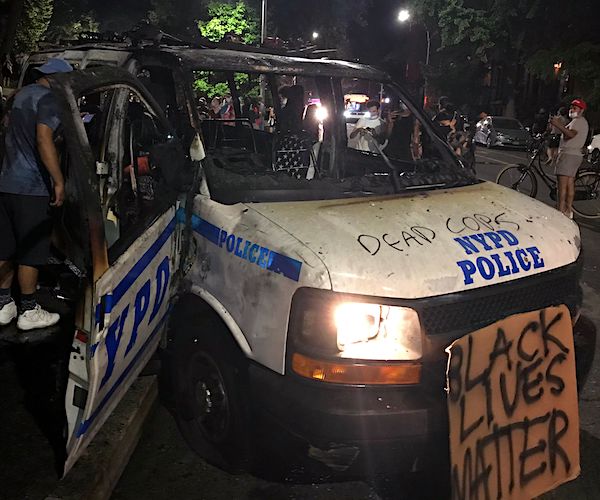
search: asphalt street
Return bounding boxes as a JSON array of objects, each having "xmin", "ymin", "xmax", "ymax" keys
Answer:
[
  {"xmin": 1, "ymin": 147, "xmax": 598, "ymax": 500},
  {"xmin": 112, "ymin": 147, "xmax": 600, "ymax": 500}
]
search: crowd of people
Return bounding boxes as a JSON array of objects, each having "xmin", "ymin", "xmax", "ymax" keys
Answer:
[{"xmin": 199, "ymin": 94, "xmax": 276, "ymax": 132}]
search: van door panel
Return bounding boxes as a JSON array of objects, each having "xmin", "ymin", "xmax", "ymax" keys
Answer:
[
  {"xmin": 65, "ymin": 207, "xmax": 178, "ymax": 473},
  {"xmin": 51, "ymin": 69, "xmax": 182, "ymax": 475}
]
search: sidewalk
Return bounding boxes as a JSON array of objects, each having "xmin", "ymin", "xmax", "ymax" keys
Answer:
[{"xmin": 0, "ymin": 335, "xmax": 156, "ymax": 500}]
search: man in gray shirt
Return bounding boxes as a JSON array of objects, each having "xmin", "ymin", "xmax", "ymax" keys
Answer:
[
  {"xmin": 0, "ymin": 57, "xmax": 72, "ymax": 330},
  {"xmin": 550, "ymin": 98, "xmax": 589, "ymax": 218}
]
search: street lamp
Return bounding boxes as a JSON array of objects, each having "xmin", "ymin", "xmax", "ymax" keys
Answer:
[
  {"xmin": 397, "ymin": 9, "xmax": 429, "ymax": 65},
  {"xmin": 398, "ymin": 9, "xmax": 410, "ymax": 23},
  {"xmin": 397, "ymin": 9, "xmax": 430, "ymax": 105},
  {"xmin": 261, "ymin": 0, "xmax": 267, "ymax": 44},
  {"xmin": 312, "ymin": 31, "xmax": 319, "ymax": 40},
  {"xmin": 260, "ymin": 0, "xmax": 267, "ymax": 101}
]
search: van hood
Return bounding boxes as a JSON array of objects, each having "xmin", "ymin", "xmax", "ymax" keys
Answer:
[{"xmin": 247, "ymin": 182, "xmax": 580, "ymax": 299}]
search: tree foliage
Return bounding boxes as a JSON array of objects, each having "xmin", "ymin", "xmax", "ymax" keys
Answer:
[
  {"xmin": 527, "ymin": 43, "xmax": 600, "ymax": 106},
  {"xmin": 198, "ymin": 1, "xmax": 258, "ymax": 44},
  {"xmin": 411, "ymin": 0, "xmax": 600, "ymax": 108},
  {"xmin": 44, "ymin": 0, "xmax": 99, "ymax": 43},
  {"xmin": 194, "ymin": 2, "xmax": 259, "ymax": 98},
  {"xmin": 13, "ymin": 0, "xmax": 53, "ymax": 52}
]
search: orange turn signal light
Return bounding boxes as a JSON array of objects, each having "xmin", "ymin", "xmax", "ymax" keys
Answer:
[{"xmin": 291, "ymin": 353, "xmax": 421, "ymax": 385}]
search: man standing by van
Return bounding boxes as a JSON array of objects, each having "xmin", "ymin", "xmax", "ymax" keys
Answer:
[
  {"xmin": 0, "ymin": 58, "xmax": 72, "ymax": 330},
  {"xmin": 550, "ymin": 98, "xmax": 589, "ymax": 218}
]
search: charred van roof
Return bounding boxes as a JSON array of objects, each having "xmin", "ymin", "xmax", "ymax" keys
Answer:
[{"xmin": 26, "ymin": 43, "xmax": 389, "ymax": 81}]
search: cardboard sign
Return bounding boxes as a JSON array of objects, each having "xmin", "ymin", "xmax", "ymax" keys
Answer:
[{"xmin": 446, "ymin": 305, "xmax": 579, "ymax": 500}]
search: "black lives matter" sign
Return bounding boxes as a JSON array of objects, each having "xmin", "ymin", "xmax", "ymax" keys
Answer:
[{"xmin": 446, "ymin": 305, "xmax": 579, "ymax": 500}]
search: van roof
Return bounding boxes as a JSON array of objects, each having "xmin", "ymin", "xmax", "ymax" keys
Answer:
[{"xmin": 27, "ymin": 44, "xmax": 390, "ymax": 81}]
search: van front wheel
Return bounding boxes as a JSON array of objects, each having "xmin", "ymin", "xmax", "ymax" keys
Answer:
[{"xmin": 172, "ymin": 314, "xmax": 252, "ymax": 472}]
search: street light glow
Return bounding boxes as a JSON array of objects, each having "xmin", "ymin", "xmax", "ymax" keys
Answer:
[
  {"xmin": 312, "ymin": 31, "xmax": 319, "ymax": 39},
  {"xmin": 398, "ymin": 9, "xmax": 410, "ymax": 22}
]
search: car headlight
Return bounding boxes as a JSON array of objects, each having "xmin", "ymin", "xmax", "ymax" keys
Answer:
[
  {"xmin": 287, "ymin": 289, "xmax": 422, "ymax": 384},
  {"xmin": 343, "ymin": 109, "xmax": 352, "ymax": 118}
]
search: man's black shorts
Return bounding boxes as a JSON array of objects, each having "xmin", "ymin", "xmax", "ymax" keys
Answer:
[{"xmin": 0, "ymin": 193, "xmax": 51, "ymax": 266}]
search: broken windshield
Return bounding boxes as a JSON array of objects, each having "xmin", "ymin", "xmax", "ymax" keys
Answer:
[{"xmin": 190, "ymin": 67, "xmax": 475, "ymax": 204}]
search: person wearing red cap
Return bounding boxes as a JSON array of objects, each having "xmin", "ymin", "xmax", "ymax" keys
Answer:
[{"xmin": 549, "ymin": 98, "xmax": 589, "ymax": 218}]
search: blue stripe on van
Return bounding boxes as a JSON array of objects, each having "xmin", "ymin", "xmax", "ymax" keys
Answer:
[
  {"xmin": 77, "ymin": 308, "xmax": 169, "ymax": 437},
  {"xmin": 189, "ymin": 213, "xmax": 302, "ymax": 282},
  {"xmin": 94, "ymin": 214, "xmax": 177, "ymax": 325}
]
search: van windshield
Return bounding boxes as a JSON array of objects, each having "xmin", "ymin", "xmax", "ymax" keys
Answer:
[{"xmin": 192, "ymin": 71, "xmax": 476, "ymax": 204}]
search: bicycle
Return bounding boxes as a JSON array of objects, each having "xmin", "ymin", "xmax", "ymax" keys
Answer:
[{"xmin": 496, "ymin": 135, "xmax": 600, "ymax": 218}]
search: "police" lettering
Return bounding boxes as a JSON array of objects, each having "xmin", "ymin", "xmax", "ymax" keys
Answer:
[{"xmin": 455, "ymin": 230, "xmax": 545, "ymax": 285}]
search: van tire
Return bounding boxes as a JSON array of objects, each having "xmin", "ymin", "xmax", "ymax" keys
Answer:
[{"xmin": 171, "ymin": 308, "xmax": 252, "ymax": 472}]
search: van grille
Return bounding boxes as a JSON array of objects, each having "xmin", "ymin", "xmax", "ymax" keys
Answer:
[{"xmin": 417, "ymin": 260, "xmax": 582, "ymax": 337}]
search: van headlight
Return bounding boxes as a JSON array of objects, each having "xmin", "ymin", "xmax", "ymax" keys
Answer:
[
  {"xmin": 288, "ymin": 290, "xmax": 422, "ymax": 384},
  {"xmin": 333, "ymin": 302, "xmax": 421, "ymax": 360}
]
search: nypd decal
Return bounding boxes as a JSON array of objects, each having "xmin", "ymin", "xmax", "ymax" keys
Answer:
[
  {"xmin": 190, "ymin": 214, "xmax": 303, "ymax": 282},
  {"xmin": 454, "ymin": 229, "xmax": 545, "ymax": 285}
]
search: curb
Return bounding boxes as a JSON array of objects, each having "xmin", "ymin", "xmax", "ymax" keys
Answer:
[{"xmin": 46, "ymin": 375, "xmax": 158, "ymax": 500}]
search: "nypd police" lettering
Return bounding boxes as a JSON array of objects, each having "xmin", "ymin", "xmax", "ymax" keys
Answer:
[{"xmin": 455, "ymin": 230, "xmax": 545, "ymax": 285}]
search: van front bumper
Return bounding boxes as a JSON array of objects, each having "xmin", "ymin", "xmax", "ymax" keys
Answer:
[{"xmin": 248, "ymin": 362, "xmax": 449, "ymax": 474}]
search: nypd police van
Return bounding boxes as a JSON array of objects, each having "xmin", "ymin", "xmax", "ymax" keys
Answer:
[{"xmin": 11, "ymin": 39, "xmax": 587, "ymax": 477}]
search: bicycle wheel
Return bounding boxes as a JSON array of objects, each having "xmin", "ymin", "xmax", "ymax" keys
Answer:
[
  {"xmin": 496, "ymin": 164, "xmax": 538, "ymax": 197},
  {"xmin": 572, "ymin": 171, "xmax": 600, "ymax": 219}
]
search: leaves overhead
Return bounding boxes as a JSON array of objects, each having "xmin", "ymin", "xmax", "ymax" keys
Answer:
[
  {"xmin": 14, "ymin": 0, "xmax": 53, "ymax": 52},
  {"xmin": 198, "ymin": 1, "xmax": 259, "ymax": 44}
]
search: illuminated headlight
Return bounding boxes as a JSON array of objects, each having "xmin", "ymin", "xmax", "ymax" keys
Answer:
[
  {"xmin": 343, "ymin": 109, "xmax": 352, "ymax": 118},
  {"xmin": 315, "ymin": 105, "xmax": 328, "ymax": 122},
  {"xmin": 334, "ymin": 302, "xmax": 421, "ymax": 360},
  {"xmin": 288, "ymin": 290, "xmax": 422, "ymax": 362},
  {"xmin": 288, "ymin": 291, "xmax": 423, "ymax": 384}
]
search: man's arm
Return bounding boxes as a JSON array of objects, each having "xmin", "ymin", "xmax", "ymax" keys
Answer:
[
  {"xmin": 549, "ymin": 117, "xmax": 577, "ymax": 140},
  {"xmin": 36, "ymin": 123, "xmax": 64, "ymax": 206},
  {"xmin": 350, "ymin": 118, "xmax": 366, "ymax": 139}
]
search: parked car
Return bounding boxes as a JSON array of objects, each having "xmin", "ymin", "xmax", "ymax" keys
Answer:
[
  {"xmin": 587, "ymin": 132, "xmax": 600, "ymax": 158},
  {"xmin": 7, "ymin": 40, "xmax": 591, "ymax": 494},
  {"xmin": 474, "ymin": 115, "xmax": 532, "ymax": 148}
]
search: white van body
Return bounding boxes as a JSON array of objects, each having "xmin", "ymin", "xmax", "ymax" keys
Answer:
[{"xmin": 14, "ymin": 43, "xmax": 586, "ymax": 480}]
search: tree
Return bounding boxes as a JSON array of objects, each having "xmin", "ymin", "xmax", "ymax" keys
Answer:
[
  {"xmin": 527, "ymin": 43, "xmax": 600, "ymax": 107},
  {"xmin": 13, "ymin": 0, "xmax": 53, "ymax": 52},
  {"xmin": 193, "ymin": 2, "xmax": 260, "ymax": 98},
  {"xmin": 411, "ymin": 0, "xmax": 600, "ymax": 112},
  {"xmin": 198, "ymin": 1, "xmax": 259, "ymax": 44},
  {"xmin": 44, "ymin": 0, "xmax": 99, "ymax": 43}
]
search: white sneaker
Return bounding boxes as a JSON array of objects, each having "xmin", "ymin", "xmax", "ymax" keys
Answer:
[
  {"xmin": 17, "ymin": 304, "xmax": 60, "ymax": 331},
  {"xmin": 0, "ymin": 300, "xmax": 17, "ymax": 326}
]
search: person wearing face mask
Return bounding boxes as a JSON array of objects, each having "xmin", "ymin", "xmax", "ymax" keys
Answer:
[{"xmin": 550, "ymin": 98, "xmax": 589, "ymax": 218}]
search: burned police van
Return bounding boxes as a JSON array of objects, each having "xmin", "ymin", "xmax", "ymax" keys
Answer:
[{"xmin": 13, "ymin": 39, "xmax": 589, "ymax": 493}]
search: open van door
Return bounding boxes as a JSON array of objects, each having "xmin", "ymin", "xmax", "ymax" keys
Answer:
[{"xmin": 46, "ymin": 68, "xmax": 186, "ymax": 475}]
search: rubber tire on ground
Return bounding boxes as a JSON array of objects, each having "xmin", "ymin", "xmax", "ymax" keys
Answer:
[
  {"xmin": 496, "ymin": 164, "xmax": 538, "ymax": 198},
  {"xmin": 572, "ymin": 171, "xmax": 600, "ymax": 219},
  {"xmin": 171, "ymin": 307, "xmax": 253, "ymax": 472}
]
